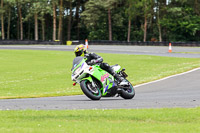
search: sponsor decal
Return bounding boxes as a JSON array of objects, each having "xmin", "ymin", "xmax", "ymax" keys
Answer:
[
  {"xmin": 101, "ymin": 73, "xmax": 109, "ymax": 82},
  {"xmin": 104, "ymin": 85, "xmax": 109, "ymax": 93},
  {"xmin": 112, "ymin": 81, "xmax": 115, "ymax": 87},
  {"xmin": 81, "ymin": 63, "xmax": 84, "ymax": 68}
]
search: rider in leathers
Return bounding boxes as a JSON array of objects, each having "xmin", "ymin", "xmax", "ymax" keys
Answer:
[{"xmin": 74, "ymin": 44, "xmax": 123, "ymax": 83}]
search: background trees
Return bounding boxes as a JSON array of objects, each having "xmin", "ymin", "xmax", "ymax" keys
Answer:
[
  {"xmin": 0, "ymin": 0, "xmax": 199, "ymax": 42},
  {"xmin": 0, "ymin": 0, "xmax": 4, "ymax": 40}
]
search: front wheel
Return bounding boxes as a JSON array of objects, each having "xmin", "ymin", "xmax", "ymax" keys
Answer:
[
  {"xmin": 120, "ymin": 79, "xmax": 135, "ymax": 99},
  {"xmin": 80, "ymin": 80, "xmax": 101, "ymax": 100}
]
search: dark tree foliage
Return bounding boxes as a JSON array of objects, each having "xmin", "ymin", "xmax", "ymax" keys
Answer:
[{"xmin": 0, "ymin": 0, "xmax": 199, "ymax": 42}]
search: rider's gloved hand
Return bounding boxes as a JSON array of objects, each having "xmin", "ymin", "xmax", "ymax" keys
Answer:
[{"xmin": 88, "ymin": 59, "xmax": 97, "ymax": 65}]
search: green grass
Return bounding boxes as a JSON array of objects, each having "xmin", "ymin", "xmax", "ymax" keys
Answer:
[
  {"xmin": 0, "ymin": 50, "xmax": 200, "ymax": 133},
  {"xmin": 0, "ymin": 49, "xmax": 200, "ymax": 99},
  {"xmin": 174, "ymin": 52, "xmax": 200, "ymax": 54},
  {"xmin": 0, "ymin": 108, "xmax": 200, "ymax": 133}
]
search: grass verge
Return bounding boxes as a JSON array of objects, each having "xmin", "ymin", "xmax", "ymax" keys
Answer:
[
  {"xmin": 0, "ymin": 108, "xmax": 200, "ymax": 133},
  {"xmin": 174, "ymin": 52, "xmax": 200, "ymax": 54},
  {"xmin": 0, "ymin": 49, "xmax": 200, "ymax": 98}
]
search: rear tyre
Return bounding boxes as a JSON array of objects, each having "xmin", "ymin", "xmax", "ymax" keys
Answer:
[
  {"xmin": 120, "ymin": 80, "xmax": 135, "ymax": 99},
  {"xmin": 80, "ymin": 80, "xmax": 101, "ymax": 100}
]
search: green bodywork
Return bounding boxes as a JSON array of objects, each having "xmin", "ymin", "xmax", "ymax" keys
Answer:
[
  {"xmin": 72, "ymin": 58, "xmax": 120, "ymax": 96},
  {"xmin": 89, "ymin": 65, "xmax": 115, "ymax": 96}
]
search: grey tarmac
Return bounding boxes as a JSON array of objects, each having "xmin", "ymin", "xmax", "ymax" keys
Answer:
[{"xmin": 0, "ymin": 45, "xmax": 200, "ymax": 58}]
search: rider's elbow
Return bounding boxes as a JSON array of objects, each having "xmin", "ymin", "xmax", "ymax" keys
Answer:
[{"xmin": 99, "ymin": 57, "xmax": 103, "ymax": 63}]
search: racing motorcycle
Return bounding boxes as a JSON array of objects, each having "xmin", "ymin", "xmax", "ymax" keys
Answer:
[{"xmin": 71, "ymin": 56, "xmax": 135, "ymax": 100}]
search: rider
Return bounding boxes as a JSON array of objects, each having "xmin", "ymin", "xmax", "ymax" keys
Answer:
[{"xmin": 74, "ymin": 44, "xmax": 124, "ymax": 84}]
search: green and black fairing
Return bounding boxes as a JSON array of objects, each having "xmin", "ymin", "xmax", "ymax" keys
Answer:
[{"xmin": 71, "ymin": 56, "xmax": 118, "ymax": 96}]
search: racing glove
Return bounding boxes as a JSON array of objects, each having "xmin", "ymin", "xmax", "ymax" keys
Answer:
[{"xmin": 88, "ymin": 59, "xmax": 97, "ymax": 65}]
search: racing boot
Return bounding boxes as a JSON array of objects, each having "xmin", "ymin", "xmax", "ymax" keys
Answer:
[
  {"xmin": 112, "ymin": 71, "xmax": 129, "ymax": 86},
  {"xmin": 112, "ymin": 72, "xmax": 124, "ymax": 84},
  {"xmin": 106, "ymin": 65, "xmax": 125, "ymax": 85}
]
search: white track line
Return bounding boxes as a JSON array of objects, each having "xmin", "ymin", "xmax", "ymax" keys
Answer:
[{"xmin": 135, "ymin": 67, "xmax": 200, "ymax": 88}]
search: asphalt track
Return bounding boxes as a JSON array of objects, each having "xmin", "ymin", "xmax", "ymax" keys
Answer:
[
  {"xmin": 0, "ymin": 45, "xmax": 200, "ymax": 58},
  {"xmin": 0, "ymin": 45, "xmax": 200, "ymax": 110}
]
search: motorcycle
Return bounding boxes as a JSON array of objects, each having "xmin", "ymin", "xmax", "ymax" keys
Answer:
[{"xmin": 71, "ymin": 56, "xmax": 135, "ymax": 100}]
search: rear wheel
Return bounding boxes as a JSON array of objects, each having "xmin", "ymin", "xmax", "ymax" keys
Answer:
[
  {"xmin": 120, "ymin": 80, "xmax": 135, "ymax": 99},
  {"xmin": 80, "ymin": 80, "xmax": 101, "ymax": 100}
]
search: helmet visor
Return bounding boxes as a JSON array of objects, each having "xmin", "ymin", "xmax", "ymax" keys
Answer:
[{"xmin": 75, "ymin": 51, "xmax": 83, "ymax": 57}]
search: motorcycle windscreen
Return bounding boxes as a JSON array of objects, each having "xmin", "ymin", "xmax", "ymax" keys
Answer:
[{"xmin": 72, "ymin": 56, "xmax": 84, "ymax": 70}]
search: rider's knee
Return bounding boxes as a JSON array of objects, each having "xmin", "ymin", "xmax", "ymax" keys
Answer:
[{"xmin": 101, "ymin": 63, "xmax": 110, "ymax": 69}]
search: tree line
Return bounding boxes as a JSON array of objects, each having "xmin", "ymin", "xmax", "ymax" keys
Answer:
[{"xmin": 0, "ymin": 0, "xmax": 200, "ymax": 42}]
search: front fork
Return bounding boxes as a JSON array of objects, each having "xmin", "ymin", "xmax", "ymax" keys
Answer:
[{"xmin": 81, "ymin": 76, "xmax": 97, "ymax": 88}]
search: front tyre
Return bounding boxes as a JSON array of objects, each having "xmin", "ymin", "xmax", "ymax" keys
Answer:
[
  {"xmin": 120, "ymin": 80, "xmax": 135, "ymax": 99},
  {"xmin": 80, "ymin": 80, "xmax": 101, "ymax": 100}
]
